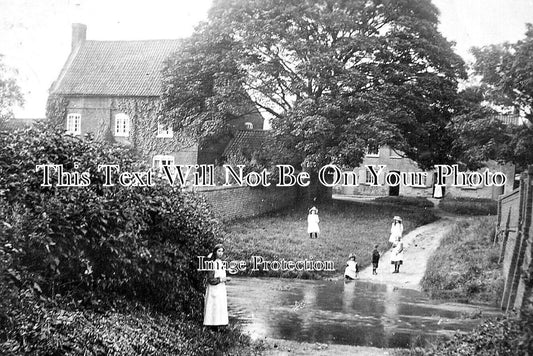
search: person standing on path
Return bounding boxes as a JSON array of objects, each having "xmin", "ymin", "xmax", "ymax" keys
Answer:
[
  {"xmin": 204, "ymin": 243, "xmax": 231, "ymax": 329},
  {"xmin": 389, "ymin": 216, "xmax": 403, "ymax": 244},
  {"xmin": 391, "ymin": 236, "xmax": 404, "ymax": 273},
  {"xmin": 372, "ymin": 245, "xmax": 380, "ymax": 275},
  {"xmin": 307, "ymin": 206, "xmax": 320, "ymax": 239}
]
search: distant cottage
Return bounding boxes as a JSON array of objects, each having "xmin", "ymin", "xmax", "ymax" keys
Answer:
[{"xmin": 48, "ymin": 23, "xmax": 264, "ymax": 168}]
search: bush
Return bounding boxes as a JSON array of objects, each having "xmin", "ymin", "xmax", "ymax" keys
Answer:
[
  {"xmin": 425, "ymin": 314, "xmax": 531, "ymax": 356},
  {"xmin": 439, "ymin": 197, "xmax": 498, "ymax": 215},
  {"xmin": 0, "ymin": 127, "xmax": 220, "ymax": 315}
]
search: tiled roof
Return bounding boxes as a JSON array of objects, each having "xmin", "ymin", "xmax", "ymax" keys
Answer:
[
  {"xmin": 491, "ymin": 114, "xmax": 522, "ymax": 125},
  {"xmin": 223, "ymin": 129, "xmax": 269, "ymax": 158},
  {"xmin": 51, "ymin": 40, "xmax": 181, "ymax": 96}
]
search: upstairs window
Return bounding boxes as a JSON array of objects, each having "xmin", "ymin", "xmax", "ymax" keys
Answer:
[
  {"xmin": 366, "ymin": 143, "xmax": 379, "ymax": 157},
  {"xmin": 157, "ymin": 123, "xmax": 173, "ymax": 138},
  {"xmin": 115, "ymin": 113, "xmax": 130, "ymax": 137},
  {"xmin": 66, "ymin": 113, "xmax": 81, "ymax": 135}
]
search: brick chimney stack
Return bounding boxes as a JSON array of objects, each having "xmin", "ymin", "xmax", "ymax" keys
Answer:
[{"xmin": 71, "ymin": 23, "xmax": 87, "ymax": 50}]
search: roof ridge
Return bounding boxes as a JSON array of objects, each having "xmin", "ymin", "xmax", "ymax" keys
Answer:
[{"xmin": 84, "ymin": 39, "xmax": 182, "ymax": 43}]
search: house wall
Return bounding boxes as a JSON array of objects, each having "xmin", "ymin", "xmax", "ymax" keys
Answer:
[
  {"xmin": 197, "ymin": 185, "xmax": 298, "ymax": 221},
  {"xmin": 64, "ymin": 96, "xmax": 198, "ymax": 165},
  {"xmin": 336, "ymin": 145, "xmax": 515, "ymax": 200}
]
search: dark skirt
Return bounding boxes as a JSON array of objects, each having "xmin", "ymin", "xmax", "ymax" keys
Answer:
[{"xmin": 391, "ymin": 261, "xmax": 403, "ymax": 265}]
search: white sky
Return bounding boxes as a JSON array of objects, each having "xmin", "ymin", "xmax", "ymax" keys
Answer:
[{"xmin": 0, "ymin": 0, "xmax": 532, "ymax": 118}]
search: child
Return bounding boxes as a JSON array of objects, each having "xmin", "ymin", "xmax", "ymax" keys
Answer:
[
  {"xmin": 344, "ymin": 253, "xmax": 359, "ymax": 280},
  {"xmin": 372, "ymin": 244, "xmax": 380, "ymax": 275},
  {"xmin": 204, "ymin": 243, "xmax": 231, "ymax": 329},
  {"xmin": 307, "ymin": 206, "xmax": 320, "ymax": 239}
]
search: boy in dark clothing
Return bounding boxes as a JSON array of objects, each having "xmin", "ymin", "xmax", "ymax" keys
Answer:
[{"xmin": 372, "ymin": 245, "xmax": 380, "ymax": 275}]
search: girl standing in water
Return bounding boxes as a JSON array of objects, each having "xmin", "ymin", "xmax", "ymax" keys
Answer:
[{"xmin": 204, "ymin": 243, "xmax": 231, "ymax": 328}]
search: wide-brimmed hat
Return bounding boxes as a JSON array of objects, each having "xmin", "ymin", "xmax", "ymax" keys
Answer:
[
  {"xmin": 393, "ymin": 216, "xmax": 402, "ymax": 222},
  {"xmin": 348, "ymin": 253, "xmax": 356, "ymax": 259},
  {"xmin": 309, "ymin": 206, "xmax": 318, "ymax": 213}
]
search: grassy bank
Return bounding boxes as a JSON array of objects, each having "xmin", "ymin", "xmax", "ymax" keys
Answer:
[
  {"xmin": 223, "ymin": 199, "xmax": 437, "ymax": 278},
  {"xmin": 421, "ymin": 216, "xmax": 503, "ymax": 305}
]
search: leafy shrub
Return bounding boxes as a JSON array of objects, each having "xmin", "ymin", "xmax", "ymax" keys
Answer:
[
  {"xmin": 0, "ymin": 127, "xmax": 220, "ymax": 315},
  {"xmin": 439, "ymin": 197, "xmax": 498, "ymax": 215}
]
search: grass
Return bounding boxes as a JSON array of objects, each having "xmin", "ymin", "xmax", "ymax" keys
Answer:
[
  {"xmin": 438, "ymin": 196, "xmax": 498, "ymax": 215},
  {"xmin": 223, "ymin": 199, "xmax": 437, "ymax": 278},
  {"xmin": 373, "ymin": 196, "xmax": 435, "ymax": 208},
  {"xmin": 421, "ymin": 216, "xmax": 504, "ymax": 305}
]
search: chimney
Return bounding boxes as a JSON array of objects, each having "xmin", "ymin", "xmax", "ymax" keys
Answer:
[{"xmin": 71, "ymin": 23, "xmax": 87, "ymax": 50}]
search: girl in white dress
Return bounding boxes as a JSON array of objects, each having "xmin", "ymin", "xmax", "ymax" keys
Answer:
[
  {"xmin": 307, "ymin": 206, "xmax": 320, "ymax": 238},
  {"xmin": 390, "ymin": 236, "xmax": 404, "ymax": 273},
  {"xmin": 203, "ymin": 244, "xmax": 231, "ymax": 328},
  {"xmin": 389, "ymin": 216, "xmax": 403, "ymax": 243}
]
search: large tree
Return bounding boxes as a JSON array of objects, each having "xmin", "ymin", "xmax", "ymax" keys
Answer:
[
  {"xmin": 451, "ymin": 24, "xmax": 533, "ymax": 169},
  {"xmin": 0, "ymin": 55, "xmax": 23, "ymax": 129},
  {"xmin": 161, "ymin": 0, "xmax": 465, "ymax": 170}
]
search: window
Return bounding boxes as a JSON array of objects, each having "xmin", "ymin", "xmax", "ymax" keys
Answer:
[
  {"xmin": 157, "ymin": 123, "xmax": 173, "ymax": 138},
  {"xmin": 153, "ymin": 155, "xmax": 175, "ymax": 170},
  {"xmin": 244, "ymin": 122, "xmax": 253, "ymax": 130},
  {"xmin": 66, "ymin": 113, "xmax": 81, "ymax": 135},
  {"xmin": 366, "ymin": 144, "xmax": 379, "ymax": 157},
  {"xmin": 365, "ymin": 169, "xmax": 376, "ymax": 185},
  {"xmin": 115, "ymin": 113, "xmax": 130, "ymax": 137}
]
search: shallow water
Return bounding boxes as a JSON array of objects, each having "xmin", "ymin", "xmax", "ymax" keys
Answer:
[{"xmin": 227, "ymin": 277, "xmax": 502, "ymax": 348}]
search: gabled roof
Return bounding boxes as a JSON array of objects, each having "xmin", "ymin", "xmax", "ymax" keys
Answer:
[
  {"xmin": 223, "ymin": 129, "xmax": 269, "ymax": 158},
  {"xmin": 50, "ymin": 40, "xmax": 181, "ymax": 96}
]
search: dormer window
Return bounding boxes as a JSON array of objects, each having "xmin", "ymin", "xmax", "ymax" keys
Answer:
[
  {"xmin": 157, "ymin": 123, "xmax": 173, "ymax": 138},
  {"xmin": 244, "ymin": 122, "xmax": 253, "ymax": 130},
  {"xmin": 66, "ymin": 113, "xmax": 81, "ymax": 135},
  {"xmin": 115, "ymin": 113, "xmax": 130, "ymax": 137}
]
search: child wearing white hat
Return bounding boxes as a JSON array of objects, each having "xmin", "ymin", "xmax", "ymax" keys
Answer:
[{"xmin": 307, "ymin": 206, "xmax": 320, "ymax": 238}]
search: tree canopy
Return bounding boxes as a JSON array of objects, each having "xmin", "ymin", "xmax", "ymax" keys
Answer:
[
  {"xmin": 450, "ymin": 24, "xmax": 533, "ymax": 169},
  {"xmin": 161, "ymin": 0, "xmax": 466, "ymax": 170}
]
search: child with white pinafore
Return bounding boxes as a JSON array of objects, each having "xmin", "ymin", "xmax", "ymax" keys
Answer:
[{"xmin": 203, "ymin": 243, "xmax": 231, "ymax": 328}]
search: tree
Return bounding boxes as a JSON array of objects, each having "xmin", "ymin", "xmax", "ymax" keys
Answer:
[
  {"xmin": 452, "ymin": 24, "xmax": 533, "ymax": 169},
  {"xmin": 161, "ymin": 0, "xmax": 466, "ymax": 172},
  {"xmin": 0, "ymin": 55, "xmax": 24, "ymax": 128}
]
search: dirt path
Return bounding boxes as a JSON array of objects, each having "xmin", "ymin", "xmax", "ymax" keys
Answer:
[{"xmin": 357, "ymin": 214, "xmax": 461, "ymax": 290}]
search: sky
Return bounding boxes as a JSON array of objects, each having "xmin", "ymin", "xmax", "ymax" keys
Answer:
[{"xmin": 1, "ymin": 0, "xmax": 532, "ymax": 119}]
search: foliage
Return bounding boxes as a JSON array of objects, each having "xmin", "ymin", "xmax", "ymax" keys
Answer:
[
  {"xmin": 451, "ymin": 24, "xmax": 533, "ymax": 169},
  {"xmin": 0, "ymin": 127, "xmax": 220, "ymax": 316},
  {"xmin": 0, "ymin": 288, "xmax": 252, "ymax": 355},
  {"xmin": 438, "ymin": 197, "xmax": 498, "ymax": 216},
  {"xmin": 425, "ymin": 315, "xmax": 531, "ymax": 356},
  {"xmin": 421, "ymin": 217, "xmax": 503, "ymax": 305},
  {"xmin": 0, "ymin": 55, "xmax": 24, "ymax": 128},
  {"xmin": 161, "ymin": 0, "xmax": 466, "ymax": 171}
]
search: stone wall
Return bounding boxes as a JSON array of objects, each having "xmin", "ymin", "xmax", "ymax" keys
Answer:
[{"xmin": 197, "ymin": 185, "xmax": 299, "ymax": 221}]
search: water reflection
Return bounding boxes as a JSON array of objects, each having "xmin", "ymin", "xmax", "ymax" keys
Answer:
[{"xmin": 227, "ymin": 277, "xmax": 502, "ymax": 349}]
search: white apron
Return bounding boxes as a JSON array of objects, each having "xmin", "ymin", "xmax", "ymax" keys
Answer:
[
  {"xmin": 203, "ymin": 260, "xmax": 229, "ymax": 326},
  {"xmin": 390, "ymin": 242, "xmax": 404, "ymax": 263}
]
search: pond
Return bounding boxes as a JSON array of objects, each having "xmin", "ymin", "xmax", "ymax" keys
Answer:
[{"xmin": 227, "ymin": 277, "xmax": 502, "ymax": 349}]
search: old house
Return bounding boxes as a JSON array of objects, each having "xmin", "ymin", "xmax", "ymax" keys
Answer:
[{"xmin": 48, "ymin": 23, "xmax": 264, "ymax": 168}]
